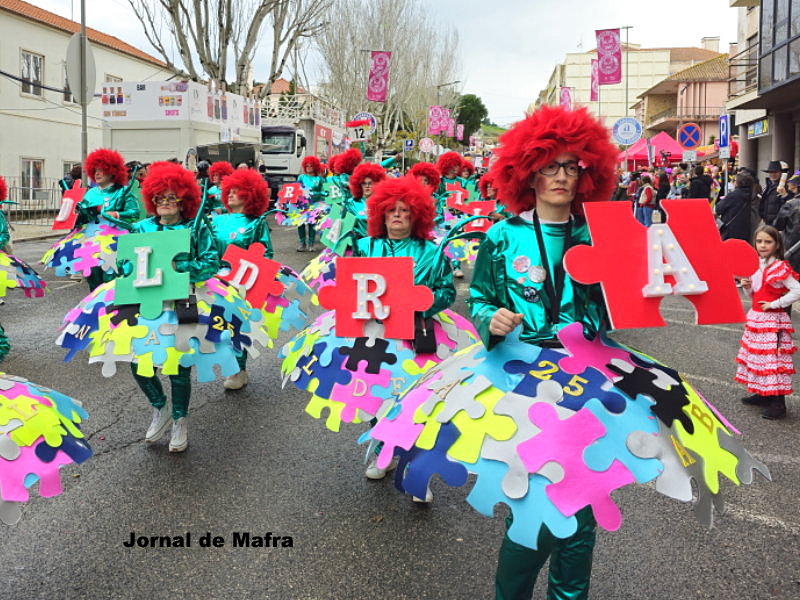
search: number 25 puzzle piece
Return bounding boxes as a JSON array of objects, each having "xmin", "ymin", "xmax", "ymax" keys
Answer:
[
  {"xmin": 318, "ymin": 257, "xmax": 433, "ymax": 339},
  {"xmin": 564, "ymin": 200, "xmax": 758, "ymax": 328},
  {"xmin": 115, "ymin": 229, "xmax": 191, "ymax": 319}
]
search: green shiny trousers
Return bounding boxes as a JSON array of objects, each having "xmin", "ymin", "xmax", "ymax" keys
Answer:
[
  {"xmin": 236, "ymin": 352, "xmax": 247, "ymax": 371},
  {"xmin": 130, "ymin": 364, "xmax": 192, "ymax": 420},
  {"xmin": 86, "ymin": 266, "xmax": 114, "ymax": 292},
  {"xmin": 495, "ymin": 507, "xmax": 596, "ymax": 600},
  {"xmin": 0, "ymin": 321, "xmax": 9, "ymax": 362},
  {"xmin": 297, "ymin": 224, "xmax": 316, "ymax": 245}
]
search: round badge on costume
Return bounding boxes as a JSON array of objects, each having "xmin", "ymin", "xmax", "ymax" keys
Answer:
[
  {"xmin": 523, "ymin": 286, "xmax": 540, "ymax": 302},
  {"xmin": 513, "ymin": 255, "xmax": 531, "ymax": 273},
  {"xmin": 528, "ymin": 265, "xmax": 547, "ymax": 283}
]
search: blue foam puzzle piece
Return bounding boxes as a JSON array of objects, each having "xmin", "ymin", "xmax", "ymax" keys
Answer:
[
  {"xmin": 396, "ymin": 422, "xmax": 469, "ymax": 498},
  {"xmin": 34, "ymin": 431, "xmax": 93, "ymax": 465},
  {"xmin": 178, "ymin": 333, "xmax": 240, "ymax": 382},
  {"xmin": 292, "ymin": 342, "xmax": 352, "ymax": 397},
  {"xmin": 60, "ymin": 303, "xmax": 106, "ymax": 361},
  {"xmin": 132, "ymin": 311, "xmax": 178, "ymax": 365}
]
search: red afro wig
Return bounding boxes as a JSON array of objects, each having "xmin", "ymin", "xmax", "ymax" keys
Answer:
[
  {"xmin": 436, "ymin": 152, "xmax": 463, "ymax": 177},
  {"xmin": 221, "ymin": 169, "xmax": 270, "ymax": 216},
  {"xmin": 492, "ymin": 105, "xmax": 617, "ymax": 215},
  {"xmin": 337, "ymin": 148, "xmax": 363, "ymax": 175},
  {"xmin": 301, "ymin": 156, "xmax": 323, "ymax": 175},
  {"xmin": 349, "ymin": 163, "xmax": 387, "ymax": 199},
  {"xmin": 85, "ymin": 148, "xmax": 128, "ymax": 186},
  {"xmin": 367, "ymin": 176, "xmax": 436, "ymax": 240},
  {"xmin": 460, "ymin": 160, "xmax": 475, "ymax": 176},
  {"xmin": 328, "ymin": 155, "xmax": 340, "ymax": 174},
  {"xmin": 479, "ymin": 171, "xmax": 496, "ymax": 198},
  {"xmin": 408, "ymin": 162, "xmax": 440, "ymax": 194},
  {"xmin": 141, "ymin": 162, "xmax": 201, "ymax": 219},
  {"xmin": 208, "ymin": 161, "xmax": 234, "ymax": 182},
  {"xmin": 0, "ymin": 176, "xmax": 6, "ymax": 203}
]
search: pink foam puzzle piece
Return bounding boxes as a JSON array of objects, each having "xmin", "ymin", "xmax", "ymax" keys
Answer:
[
  {"xmin": 368, "ymin": 373, "xmax": 441, "ymax": 469},
  {"xmin": 517, "ymin": 402, "xmax": 634, "ymax": 531},
  {"xmin": 71, "ymin": 241, "xmax": 103, "ymax": 276},
  {"xmin": 660, "ymin": 199, "xmax": 758, "ymax": 325},
  {"xmin": 0, "ymin": 441, "xmax": 73, "ymax": 502},
  {"xmin": 329, "ymin": 363, "xmax": 392, "ymax": 423},
  {"xmin": 556, "ymin": 322, "xmax": 636, "ymax": 379}
]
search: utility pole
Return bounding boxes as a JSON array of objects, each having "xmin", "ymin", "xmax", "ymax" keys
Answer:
[{"xmin": 80, "ymin": 0, "xmax": 88, "ymax": 185}]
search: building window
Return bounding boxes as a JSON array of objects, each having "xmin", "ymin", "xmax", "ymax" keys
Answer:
[
  {"xmin": 105, "ymin": 74, "xmax": 122, "ymax": 83},
  {"xmin": 20, "ymin": 158, "xmax": 44, "ymax": 201},
  {"xmin": 793, "ymin": 0, "xmax": 800, "ymax": 36},
  {"xmin": 790, "ymin": 38, "xmax": 800, "ymax": 75},
  {"xmin": 62, "ymin": 161, "xmax": 80, "ymax": 177},
  {"xmin": 762, "ymin": 0, "xmax": 775, "ymax": 51},
  {"xmin": 20, "ymin": 50, "xmax": 44, "ymax": 96},
  {"xmin": 758, "ymin": 0, "xmax": 800, "ymax": 91}
]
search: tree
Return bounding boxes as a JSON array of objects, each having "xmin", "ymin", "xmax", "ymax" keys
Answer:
[
  {"xmin": 456, "ymin": 94, "xmax": 488, "ymax": 144},
  {"xmin": 128, "ymin": 0, "xmax": 330, "ymax": 93},
  {"xmin": 314, "ymin": 0, "xmax": 461, "ymax": 152}
]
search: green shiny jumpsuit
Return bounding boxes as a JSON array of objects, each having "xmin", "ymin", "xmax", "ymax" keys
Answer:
[
  {"xmin": 128, "ymin": 217, "xmax": 220, "ymax": 420},
  {"xmin": 468, "ymin": 213, "xmax": 605, "ymax": 600}
]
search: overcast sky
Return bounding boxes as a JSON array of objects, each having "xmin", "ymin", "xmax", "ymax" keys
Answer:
[{"xmin": 37, "ymin": 0, "xmax": 739, "ymax": 126}]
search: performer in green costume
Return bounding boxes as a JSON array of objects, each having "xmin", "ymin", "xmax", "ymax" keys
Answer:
[
  {"xmin": 296, "ymin": 156, "xmax": 326, "ymax": 251},
  {"xmin": 211, "ymin": 168, "xmax": 272, "ymax": 390},
  {"xmin": 467, "ymin": 105, "xmax": 618, "ymax": 600}
]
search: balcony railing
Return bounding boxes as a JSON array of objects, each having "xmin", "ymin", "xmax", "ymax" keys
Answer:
[
  {"xmin": 646, "ymin": 106, "xmax": 723, "ymax": 127},
  {"xmin": 728, "ymin": 41, "xmax": 759, "ymax": 99},
  {"xmin": 260, "ymin": 94, "xmax": 345, "ymax": 129}
]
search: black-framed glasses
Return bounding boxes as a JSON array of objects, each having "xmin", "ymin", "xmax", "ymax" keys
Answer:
[
  {"xmin": 153, "ymin": 194, "xmax": 182, "ymax": 206},
  {"xmin": 538, "ymin": 161, "xmax": 582, "ymax": 177}
]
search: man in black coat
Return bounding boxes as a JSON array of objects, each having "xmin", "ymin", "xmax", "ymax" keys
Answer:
[
  {"xmin": 715, "ymin": 171, "xmax": 754, "ymax": 241},
  {"xmin": 759, "ymin": 160, "xmax": 789, "ymax": 225},
  {"xmin": 688, "ymin": 165, "xmax": 712, "ymax": 200}
]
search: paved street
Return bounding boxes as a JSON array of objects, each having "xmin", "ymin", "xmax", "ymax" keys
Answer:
[{"xmin": 0, "ymin": 221, "xmax": 798, "ymax": 600}]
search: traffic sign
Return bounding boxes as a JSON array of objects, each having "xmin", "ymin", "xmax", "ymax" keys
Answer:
[
  {"xmin": 419, "ymin": 137, "xmax": 435, "ymax": 153},
  {"xmin": 65, "ymin": 33, "xmax": 97, "ymax": 105},
  {"xmin": 612, "ymin": 117, "xmax": 642, "ymax": 146},
  {"xmin": 350, "ymin": 111, "xmax": 377, "ymax": 140},
  {"xmin": 404, "ymin": 139, "xmax": 414, "ymax": 150},
  {"xmin": 677, "ymin": 122, "xmax": 702, "ymax": 150},
  {"xmin": 719, "ymin": 147, "xmax": 731, "ymax": 159},
  {"xmin": 718, "ymin": 114, "xmax": 730, "ymax": 148},
  {"xmin": 682, "ymin": 150, "xmax": 697, "ymax": 162}
]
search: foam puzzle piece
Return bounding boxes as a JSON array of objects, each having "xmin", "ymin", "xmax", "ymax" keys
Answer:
[
  {"xmin": 338, "ymin": 337, "xmax": 398, "ymax": 374},
  {"xmin": 328, "ymin": 364, "xmax": 391, "ymax": 425},
  {"xmin": 291, "ymin": 343, "xmax": 352, "ymax": 398},
  {"xmin": 518, "ymin": 403, "xmax": 635, "ymax": 531},
  {"xmin": 305, "ymin": 394, "xmax": 347, "ymax": 432},
  {"xmin": 395, "ymin": 422, "xmax": 468, "ymax": 499},
  {"xmin": 218, "ymin": 243, "xmax": 284, "ymax": 308},
  {"xmin": 178, "ymin": 335, "xmax": 240, "ymax": 382},
  {"xmin": 563, "ymin": 200, "xmax": 759, "ymax": 328},
  {"xmin": 505, "ymin": 348, "xmax": 626, "ymax": 414},
  {"xmin": 607, "ymin": 363, "xmax": 693, "ymax": 434},
  {"xmin": 108, "ymin": 303, "xmax": 140, "ymax": 326},
  {"xmin": 318, "ymin": 257, "xmax": 433, "ymax": 339},
  {"xmin": 716, "ymin": 429, "xmax": 770, "ymax": 485},
  {"xmin": 115, "ymin": 229, "xmax": 191, "ymax": 319},
  {"xmin": 0, "ymin": 499, "xmax": 22, "ymax": 525},
  {"xmin": 466, "ymin": 457, "xmax": 578, "ymax": 550},
  {"xmin": 58, "ymin": 303, "xmax": 106, "ymax": 361},
  {"xmin": 0, "ymin": 443, "xmax": 73, "ymax": 502},
  {"xmin": 35, "ymin": 432, "xmax": 92, "ymax": 465},
  {"xmin": 556, "ymin": 322, "xmax": 636, "ymax": 380},
  {"xmin": 71, "ymin": 241, "xmax": 102, "ymax": 276},
  {"xmin": 159, "ymin": 321, "xmax": 216, "ymax": 354},
  {"xmin": 426, "ymin": 375, "xmax": 492, "ymax": 423},
  {"xmin": 581, "ymin": 396, "xmax": 663, "ymax": 483}
]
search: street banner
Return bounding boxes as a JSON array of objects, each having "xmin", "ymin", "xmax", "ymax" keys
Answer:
[
  {"xmin": 366, "ymin": 51, "xmax": 391, "ymax": 103},
  {"xmin": 591, "ymin": 59, "xmax": 599, "ymax": 101},
  {"xmin": 595, "ymin": 28, "xmax": 622, "ymax": 85},
  {"xmin": 427, "ymin": 105, "xmax": 443, "ymax": 135},
  {"xmin": 456, "ymin": 123, "xmax": 464, "ymax": 141},
  {"xmin": 446, "ymin": 117, "xmax": 455, "ymax": 138},
  {"xmin": 559, "ymin": 87, "xmax": 573, "ymax": 110}
]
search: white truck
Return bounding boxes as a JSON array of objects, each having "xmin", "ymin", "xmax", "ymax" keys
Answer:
[{"xmin": 259, "ymin": 93, "xmax": 347, "ymax": 198}]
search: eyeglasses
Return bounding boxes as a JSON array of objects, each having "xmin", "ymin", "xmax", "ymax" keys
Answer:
[
  {"xmin": 153, "ymin": 194, "xmax": 181, "ymax": 206},
  {"xmin": 538, "ymin": 161, "xmax": 582, "ymax": 177}
]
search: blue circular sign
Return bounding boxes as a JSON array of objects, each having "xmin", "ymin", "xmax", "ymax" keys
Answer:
[
  {"xmin": 612, "ymin": 117, "xmax": 642, "ymax": 146},
  {"xmin": 677, "ymin": 122, "xmax": 702, "ymax": 150}
]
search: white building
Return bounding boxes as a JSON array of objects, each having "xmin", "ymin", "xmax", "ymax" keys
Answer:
[{"xmin": 0, "ymin": 0, "xmax": 173, "ymax": 199}]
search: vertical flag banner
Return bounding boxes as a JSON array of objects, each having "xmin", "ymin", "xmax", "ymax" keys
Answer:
[
  {"xmin": 560, "ymin": 87, "xmax": 574, "ymax": 110},
  {"xmin": 457, "ymin": 123, "xmax": 464, "ymax": 141},
  {"xmin": 367, "ymin": 51, "xmax": 392, "ymax": 102},
  {"xmin": 446, "ymin": 118, "xmax": 455, "ymax": 137},
  {"xmin": 591, "ymin": 59, "xmax": 599, "ymax": 101},
  {"xmin": 595, "ymin": 28, "xmax": 622, "ymax": 85},
  {"xmin": 428, "ymin": 105, "xmax": 443, "ymax": 135}
]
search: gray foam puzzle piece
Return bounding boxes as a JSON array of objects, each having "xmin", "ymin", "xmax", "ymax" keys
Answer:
[
  {"xmin": 309, "ymin": 312, "xmax": 337, "ymax": 336},
  {"xmin": 88, "ymin": 344, "xmax": 132, "ymax": 377},
  {"xmin": 418, "ymin": 370, "xmax": 473, "ymax": 416},
  {"xmin": 716, "ymin": 429, "xmax": 771, "ymax": 485},
  {"xmin": 159, "ymin": 322, "xmax": 215, "ymax": 353},
  {"xmin": 0, "ymin": 436, "xmax": 20, "ymax": 460},
  {"xmin": 432, "ymin": 375, "xmax": 492, "ymax": 422},
  {"xmin": 0, "ymin": 419, "xmax": 23, "ymax": 434},
  {"xmin": 0, "ymin": 498, "xmax": 22, "ymax": 525}
]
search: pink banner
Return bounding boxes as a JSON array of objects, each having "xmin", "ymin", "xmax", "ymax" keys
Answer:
[
  {"xmin": 366, "ymin": 51, "xmax": 391, "ymax": 102},
  {"xmin": 456, "ymin": 123, "xmax": 464, "ymax": 140},
  {"xmin": 446, "ymin": 118, "xmax": 455, "ymax": 137},
  {"xmin": 428, "ymin": 105, "xmax": 443, "ymax": 135},
  {"xmin": 595, "ymin": 29, "xmax": 622, "ymax": 85},
  {"xmin": 559, "ymin": 87, "xmax": 573, "ymax": 110},
  {"xmin": 591, "ymin": 59, "xmax": 599, "ymax": 101}
]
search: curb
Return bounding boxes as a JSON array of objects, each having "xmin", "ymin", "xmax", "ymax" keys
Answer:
[{"xmin": 16, "ymin": 233, "xmax": 64, "ymax": 243}]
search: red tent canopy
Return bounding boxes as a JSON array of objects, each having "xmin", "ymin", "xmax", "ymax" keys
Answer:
[{"xmin": 618, "ymin": 131, "xmax": 704, "ymax": 165}]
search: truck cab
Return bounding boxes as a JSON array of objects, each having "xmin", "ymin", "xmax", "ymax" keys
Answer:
[{"xmin": 260, "ymin": 125, "xmax": 306, "ymax": 199}]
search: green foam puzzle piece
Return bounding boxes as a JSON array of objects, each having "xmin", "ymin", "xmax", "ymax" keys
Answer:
[{"xmin": 115, "ymin": 230, "xmax": 191, "ymax": 319}]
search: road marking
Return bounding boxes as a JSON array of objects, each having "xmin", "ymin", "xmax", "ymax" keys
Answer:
[
  {"xmin": 725, "ymin": 505, "xmax": 800, "ymax": 535},
  {"xmin": 662, "ymin": 318, "xmax": 743, "ymax": 333}
]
